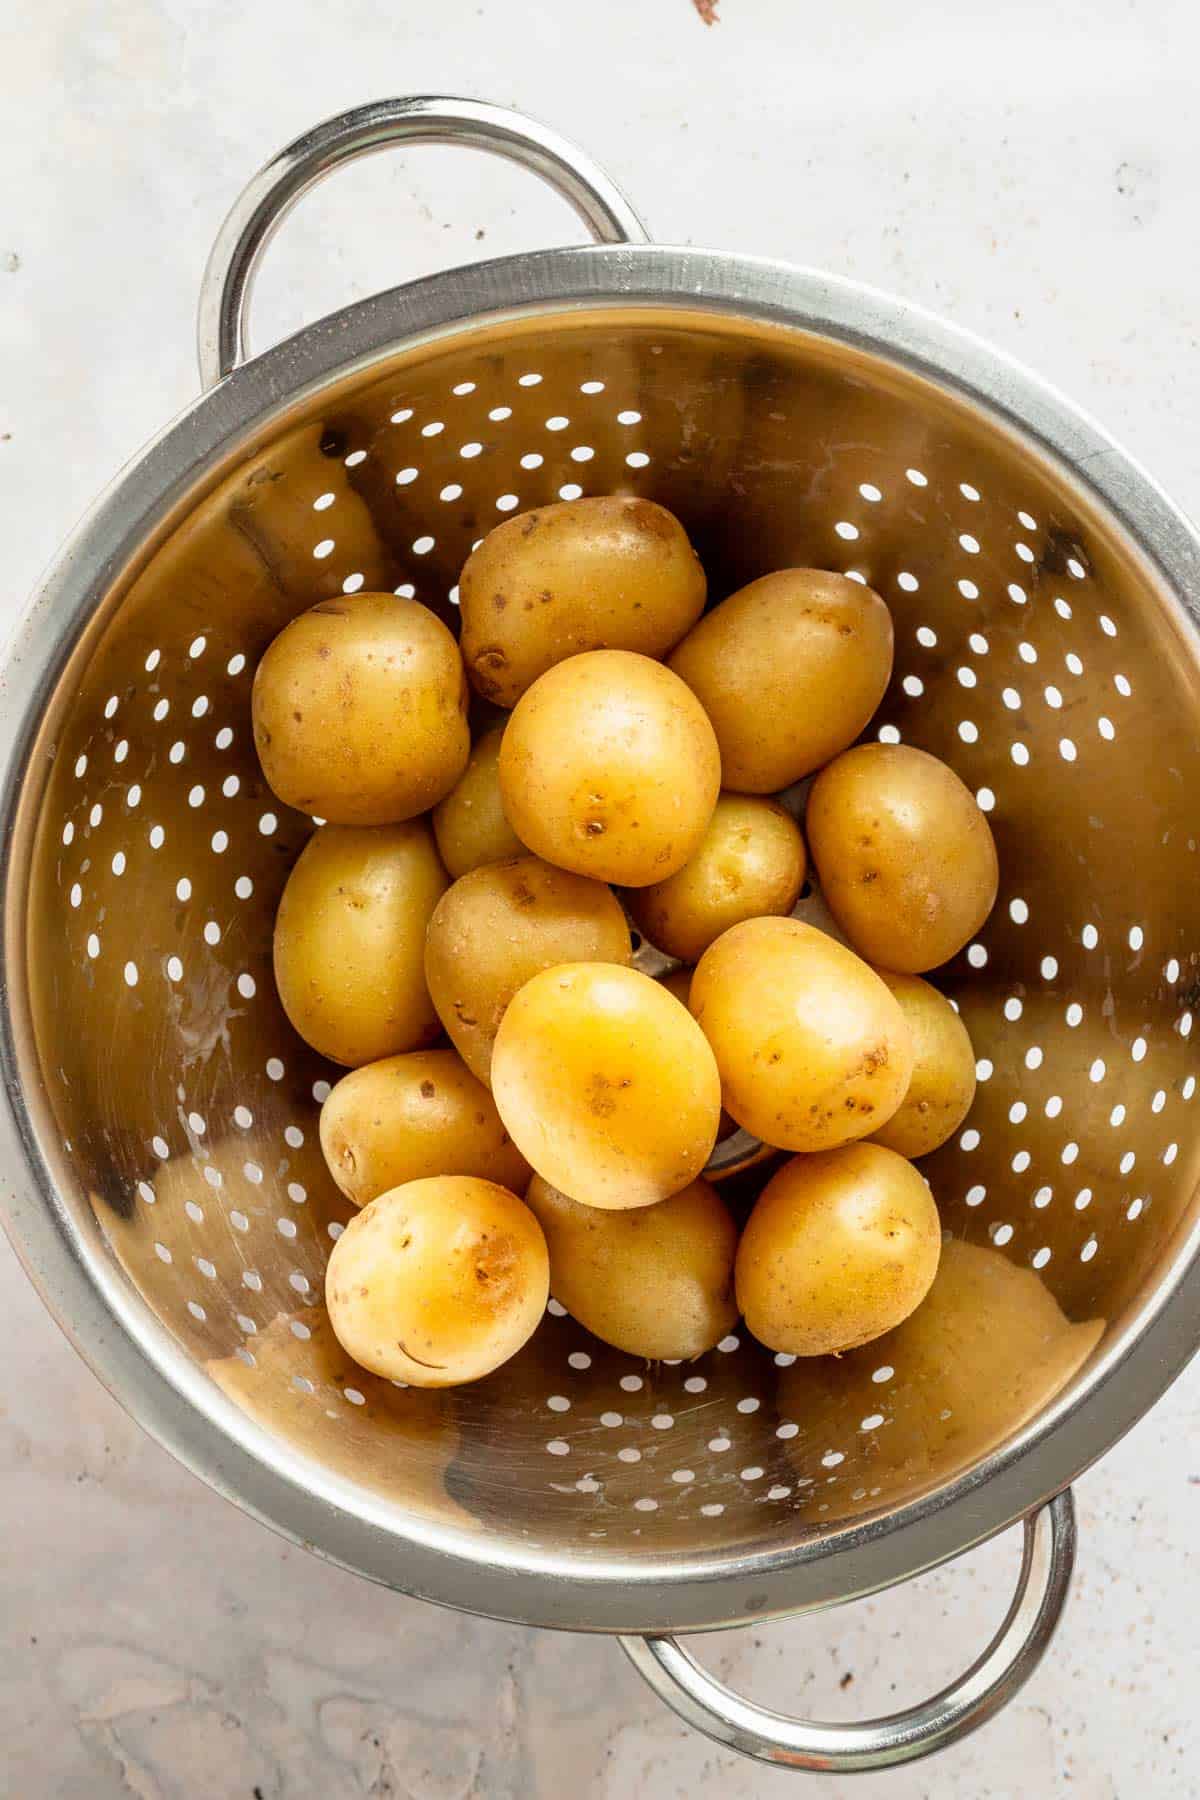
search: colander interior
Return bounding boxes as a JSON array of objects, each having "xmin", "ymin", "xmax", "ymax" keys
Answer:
[{"xmin": 14, "ymin": 304, "xmax": 1200, "ymax": 1576}]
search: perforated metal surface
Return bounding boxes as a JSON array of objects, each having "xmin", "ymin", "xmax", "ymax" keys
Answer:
[{"xmin": 5, "ymin": 277, "xmax": 1200, "ymax": 1630}]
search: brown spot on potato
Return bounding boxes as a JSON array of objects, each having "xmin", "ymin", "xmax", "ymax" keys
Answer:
[
  {"xmin": 419, "ymin": 1080, "xmax": 436, "ymax": 1098},
  {"xmin": 627, "ymin": 498, "xmax": 674, "ymax": 541},
  {"xmin": 588, "ymin": 1072, "xmax": 633, "ymax": 1117}
]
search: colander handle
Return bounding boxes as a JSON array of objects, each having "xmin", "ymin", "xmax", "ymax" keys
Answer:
[
  {"xmin": 620, "ymin": 1489, "xmax": 1075, "ymax": 1775},
  {"xmin": 196, "ymin": 96, "xmax": 649, "ymax": 389}
]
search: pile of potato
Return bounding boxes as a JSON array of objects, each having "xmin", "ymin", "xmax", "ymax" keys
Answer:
[{"xmin": 252, "ymin": 496, "xmax": 997, "ymax": 1388}]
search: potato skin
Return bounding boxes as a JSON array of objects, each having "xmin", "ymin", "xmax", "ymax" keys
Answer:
[
  {"xmin": 668, "ymin": 570, "xmax": 893, "ymax": 791},
  {"xmin": 690, "ymin": 917, "xmax": 913, "ymax": 1152},
  {"xmin": 525, "ymin": 1173, "xmax": 737, "ymax": 1359},
  {"xmin": 252, "ymin": 592, "xmax": 469, "ymax": 825},
  {"xmin": 431, "ymin": 725, "xmax": 526, "ymax": 878},
  {"xmin": 460, "ymin": 496, "xmax": 706, "ymax": 707},
  {"xmin": 806, "ymin": 744, "xmax": 999, "ymax": 972},
  {"xmin": 735, "ymin": 1145, "xmax": 941, "ymax": 1356},
  {"xmin": 492, "ymin": 963, "xmax": 722, "ymax": 1209},
  {"xmin": 274, "ymin": 821, "xmax": 448, "ymax": 1066},
  {"xmin": 424, "ymin": 855, "xmax": 632, "ymax": 1084},
  {"xmin": 325, "ymin": 1177, "xmax": 549, "ymax": 1385},
  {"xmin": 499, "ymin": 650, "xmax": 721, "ymax": 886},
  {"xmin": 319, "ymin": 1049, "xmax": 531, "ymax": 1206},
  {"xmin": 628, "ymin": 794, "xmax": 807, "ymax": 962},
  {"xmin": 869, "ymin": 973, "xmax": 976, "ymax": 1158}
]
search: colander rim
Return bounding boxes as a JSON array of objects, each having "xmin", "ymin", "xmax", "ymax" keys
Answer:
[{"xmin": 2, "ymin": 241, "xmax": 1199, "ymax": 1633}]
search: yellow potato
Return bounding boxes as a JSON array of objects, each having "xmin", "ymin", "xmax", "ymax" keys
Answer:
[
  {"xmin": 628, "ymin": 794, "xmax": 807, "ymax": 962},
  {"xmin": 459, "ymin": 495, "xmax": 706, "ymax": 707},
  {"xmin": 319, "ymin": 1049, "xmax": 531, "ymax": 1206},
  {"xmin": 735, "ymin": 1144, "xmax": 941, "ymax": 1356},
  {"xmin": 274, "ymin": 822, "xmax": 447, "ymax": 1066},
  {"xmin": 424, "ymin": 856, "xmax": 632, "ymax": 1084},
  {"xmin": 325, "ymin": 1177, "xmax": 549, "ymax": 1385},
  {"xmin": 499, "ymin": 650, "xmax": 721, "ymax": 885},
  {"xmin": 525, "ymin": 1172, "xmax": 737, "ymax": 1359},
  {"xmin": 492, "ymin": 963, "xmax": 721, "ymax": 1209},
  {"xmin": 806, "ymin": 744, "xmax": 999, "ymax": 972},
  {"xmin": 690, "ymin": 917, "xmax": 913, "ymax": 1151},
  {"xmin": 777, "ymin": 1240, "xmax": 1104, "ymax": 1509},
  {"xmin": 668, "ymin": 569, "xmax": 893, "ymax": 791},
  {"xmin": 252, "ymin": 591, "xmax": 469, "ymax": 824},
  {"xmin": 869, "ymin": 973, "xmax": 977, "ymax": 1158},
  {"xmin": 431, "ymin": 725, "xmax": 525, "ymax": 877}
]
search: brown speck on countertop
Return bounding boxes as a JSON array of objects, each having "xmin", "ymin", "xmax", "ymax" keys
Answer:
[
  {"xmin": 691, "ymin": 0, "xmax": 718, "ymax": 19},
  {"xmin": 2, "ymin": 251, "xmax": 19, "ymax": 272}
]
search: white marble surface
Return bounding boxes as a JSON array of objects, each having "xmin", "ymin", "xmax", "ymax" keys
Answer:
[{"xmin": 3, "ymin": 0, "xmax": 1200, "ymax": 1793}]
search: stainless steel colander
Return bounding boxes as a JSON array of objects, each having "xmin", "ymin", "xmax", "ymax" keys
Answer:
[{"xmin": 3, "ymin": 97, "xmax": 1199, "ymax": 1776}]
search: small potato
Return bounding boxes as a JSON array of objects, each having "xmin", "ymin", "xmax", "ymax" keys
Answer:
[
  {"xmin": 525, "ymin": 1172, "xmax": 737, "ymax": 1359},
  {"xmin": 319, "ymin": 1049, "xmax": 531, "ymax": 1206},
  {"xmin": 431, "ymin": 726, "xmax": 526, "ymax": 877},
  {"xmin": 460, "ymin": 495, "xmax": 706, "ymax": 707},
  {"xmin": 628, "ymin": 794, "xmax": 807, "ymax": 962},
  {"xmin": 252, "ymin": 592, "xmax": 469, "ymax": 825},
  {"xmin": 492, "ymin": 963, "xmax": 721, "ymax": 1209},
  {"xmin": 424, "ymin": 856, "xmax": 632, "ymax": 1084},
  {"xmin": 736, "ymin": 1144, "xmax": 941, "ymax": 1356},
  {"xmin": 499, "ymin": 650, "xmax": 721, "ymax": 886},
  {"xmin": 668, "ymin": 569, "xmax": 893, "ymax": 791},
  {"xmin": 690, "ymin": 917, "xmax": 913, "ymax": 1152},
  {"xmin": 274, "ymin": 822, "xmax": 447, "ymax": 1066},
  {"xmin": 870, "ymin": 973, "xmax": 976, "ymax": 1158},
  {"xmin": 325, "ymin": 1177, "xmax": 549, "ymax": 1385},
  {"xmin": 806, "ymin": 744, "xmax": 999, "ymax": 972}
]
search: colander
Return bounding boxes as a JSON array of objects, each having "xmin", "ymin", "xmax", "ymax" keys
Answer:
[{"xmin": 3, "ymin": 96, "xmax": 1199, "ymax": 1777}]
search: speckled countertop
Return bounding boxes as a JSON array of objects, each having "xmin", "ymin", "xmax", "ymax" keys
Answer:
[{"xmin": 3, "ymin": 1, "xmax": 1199, "ymax": 1793}]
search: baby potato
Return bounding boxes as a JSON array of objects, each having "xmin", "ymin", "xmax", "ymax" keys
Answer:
[
  {"xmin": 424, "ymin": 856, "xmax": 632, "ymax": 1084},
  {"xmin": 668, "ymin": 569, "xmax": 893, "ymax": 791},
  {"xmin": 690, "ymin": 917, "xmax": 913, "ymax": 1152},
  {"xmin": 431, "ymin": 725, "xmax": 525, "ymax": 877},
  {"xmin": 492, "ymin": 963, "xmax": 721, "ymax": 1209},
  {"xmin": 735, "ymin": 1144, "xmax": 941, "ymax": 1356},
  {"xmin": 252, "ymin": 591, "xmax": 469, "ymax": 825},
  {"xmin": 628, "ymin": 794, "xmax": 807, "ymax": 962},
  {"xmin": 870, "ymin": 973, "xmax": 977, "ymax": 1159},
  {"xmin": 325, "ymin": 1176, "xmax": 549, "ymax": 1385},
  {"xmin": 525, "ymin": 1172, "xmax": 737, "ymax": 1359},
  {"xmin": 499, "ymin": 650, "xmax": 721, "ymax": 886},
  {"xmin": 806, "ymin": 744, "xmax": 999, "ymax": 972},
  {"xmin": 319, "ymin": 1049, "xmax": 531, "ymax": 1206},
  {"xmin": 274, "ymin": 821, "xmax": 447, "ymax": 1066},
  {"xmin": 459, "ymin": 495, "xmax": 706, "ymax": 707}
]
